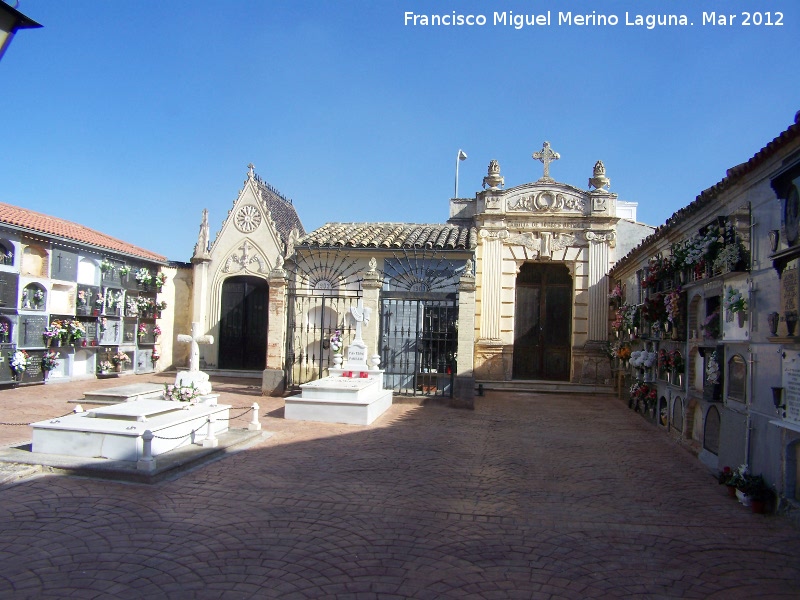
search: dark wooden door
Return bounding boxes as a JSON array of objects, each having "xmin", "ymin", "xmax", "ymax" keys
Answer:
[
  {"xmin": 219, "ymin": 276, "xmax": 268, "ymax": 370},
  {"xmin": 513, "ymin": 263, "xmax": 571, "ymax": 380}
]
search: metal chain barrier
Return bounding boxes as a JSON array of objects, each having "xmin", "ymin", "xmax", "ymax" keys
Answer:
[
  {"xmin": 0, "ymin": 409, "xmax": 81, "ymax": 427},
  {"xmin": 149, "ymin": 405, "xmax": 256, "ymax": 440}
]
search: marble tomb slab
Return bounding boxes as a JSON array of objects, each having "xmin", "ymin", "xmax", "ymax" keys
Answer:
[
  {"xmin": 31, "ymin": 400, "xmax": 231, "ymax": 461},
  {"xmin": 83, "ymin": 383, "xmax": 165, "ymax": 404},
  {"xmin": 286, "ymin": 374, "xmax": 393, "ymax": 426}
]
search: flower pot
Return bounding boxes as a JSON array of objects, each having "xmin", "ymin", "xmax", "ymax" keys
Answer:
[
  {"xmin": 737, "ymin": 311, "xmax": 746, "ymax": 328},
  {"xmin": 726, "ymin": 484, "xmax": 737, "ymax": 498}
]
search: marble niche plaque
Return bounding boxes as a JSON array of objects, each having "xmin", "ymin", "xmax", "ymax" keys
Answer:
[
  {"xmin": 0, "ymin": 272, "xmax": 19, "ymax": 309},
  {"xmin": 21, "ymin": 351, "xmax": 43, "ymax": 384},
  {"xmin": 100, "ymin": 318, "xmax": 122, "ymax": 345},
  {"xmin": 19, "ymin": 315, "xmax": 47, "ymax": 347},
  {"xmin": 82, "ymin": 319, "xmax": 98, "ymax": 344},
  {"xmin": 51, "ymin": 248, "xmax": 78, "ymax": 282},
  {"xmin": 782, "ymin": 349, "xmax": 800, "ymax": 424},
  {"xmin": 123, "ymin": 322, "xmax": 137, "ymax": 344},
  {"xmin": 781, "ymin": 267, "xmax": 798, "ymax": 333}
]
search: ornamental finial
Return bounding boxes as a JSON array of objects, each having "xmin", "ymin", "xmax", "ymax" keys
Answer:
[
  {"xmin": 482, "ymin": 160, "xmax": 505, "ymax": 190},
  {"xmin": 589, "ymin": 160, "xmax": 611, "ymax": 191}
]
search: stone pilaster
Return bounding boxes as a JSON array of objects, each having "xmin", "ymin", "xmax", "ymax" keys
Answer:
[
  {"xmin": 453, "ymin": 271, "xmax": 476, "ymax": 408},
  {"xmin": 262, "ymin": 267, "xmax": 288, "ymax": 396},
  {"xmin": 479, "ymin": 229, "xmax": 506, "ymax": 340},
  {"xmin": 190, "ymin": 255, "xmax": 210, "ymax": 330},
  {"xmin": 360, "ymin": 260, "xmax": 383, "ymax": 364},
  {"xmin": 581, "ymin": 229, "xmax": 615, "ymax": 385}
]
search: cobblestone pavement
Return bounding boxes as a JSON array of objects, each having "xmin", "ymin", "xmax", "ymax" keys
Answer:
[{"xmin": 0, "ymin": 377, "xmax": 799, "ymax": 599}]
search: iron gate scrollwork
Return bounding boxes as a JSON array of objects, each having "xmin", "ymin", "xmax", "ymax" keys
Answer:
[
  {"xmin": 284, "ymin": 248, "xmax": 362, "ymax": 389},
  {"xmin": 380, "ymin": 250, "xmax": 464, "ymax": 397}
]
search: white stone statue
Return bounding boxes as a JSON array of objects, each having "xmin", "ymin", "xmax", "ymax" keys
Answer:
[{"xmin": 175, "ymin": 322, "xmax": 214, "ymax": 395}]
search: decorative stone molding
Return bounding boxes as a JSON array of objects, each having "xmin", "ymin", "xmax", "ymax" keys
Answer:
[
  {"xmin": 479, "ymin": 228, "xmax": 509, "ymax": 240},
  {"xmin": 584, "ymin": 230, "xmax": 616, "ymax": 248},
  {"xmin": 223, "ymin": 240, "xmax": 268, "ymax": 274},
  {"xmin": 234, "ymin": 204, "xmax": 262, "ymax": 233},
  {"xmin": 507, "ymin": 191, "xmax": 584, "ymax": 213}
]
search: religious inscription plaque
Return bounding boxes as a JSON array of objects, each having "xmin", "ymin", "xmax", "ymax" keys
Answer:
[
  {"xmin": 21, "ymin": 351, "xmax": 43, "ymax": 384},
  {"xmin": 100, "ymin": 318, "xmax": 121, "ymax": 345},
  {"xmin": 136, "ymin": 349, "xmax": 153, "ymax": 373},
  {"xmin": 20, "ymin": 315, "xmax": 47, "ymax": 348},
  {"xmin": 81, "ymin": 319, "xmax": 98, "ymax": 343},
  {"xmin": 782, "ymin": 350, "xmax": 800, "ymax": 424},
  {"xmin": 0, "ymin": 272, "xmax": 19, "ymax": 309},
  {"xmin": 51, "ymin": 248, "xmax": 78, "ymax": 282},
  {"xmin": 0, "ymin": 345, "xmax": 14, "ymax": 383}
]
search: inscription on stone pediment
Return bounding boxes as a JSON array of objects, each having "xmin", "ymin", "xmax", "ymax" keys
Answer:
[{"xmin": 507, "ymin": 191, "xmax": 584, "ymax": 213}]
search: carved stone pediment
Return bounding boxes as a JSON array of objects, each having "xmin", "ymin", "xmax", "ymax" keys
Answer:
[
  {"xmin": 504, "ymin": 231, "xmax": 577, "ymax": 259},
  {"xmin": 222, "ymin": 239, "xmax": 269, "ymax": 274},
  {"xmin": 506, "ymin": 190, "xmax": 584, "ymax": 214}
]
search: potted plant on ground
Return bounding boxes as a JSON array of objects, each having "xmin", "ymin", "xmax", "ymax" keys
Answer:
[{"xmin": 42, "ymin": 351, "xmax": 59, "ymax": 380}]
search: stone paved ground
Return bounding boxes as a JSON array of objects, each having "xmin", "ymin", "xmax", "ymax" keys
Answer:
[{"xmin": 0, "ymin": 377, "xmax": 799, "ymax": 599}]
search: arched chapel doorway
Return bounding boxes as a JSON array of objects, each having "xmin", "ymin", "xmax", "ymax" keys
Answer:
[
  {"xmin": 218, "ymin": 276, "xmax": 268, "ymax": 370},
  {"xmin": 512, "ymin": 262, "xmax": 572, "ymax": 380}
]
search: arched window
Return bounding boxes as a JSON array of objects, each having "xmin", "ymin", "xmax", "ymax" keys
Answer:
[
  {"xmin": 704, "ymin": 406, "xmax": 721, "ymax": 455},
  {"xmin": 658, "ymin": 396, "xmax": 669, "ymax": 427},
  {"xmin": 21, "ymin": 283, "xmax": 46, "ymax": 311}
]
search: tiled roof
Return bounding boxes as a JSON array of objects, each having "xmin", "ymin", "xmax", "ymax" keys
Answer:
[
  {"xmin": 610, "ymin": 110, "xmax": 800, "ymax": 275},
  {"xmin": 299, "ymin": 223, "xmax": 478, "ymax": 250},
  {"xmin": 255, "ymin": 179, "xmax": 306, "ymax": 242},
  {"xmin": 0, "ymin": 202, "xmax": 167, "ymax": 262}
]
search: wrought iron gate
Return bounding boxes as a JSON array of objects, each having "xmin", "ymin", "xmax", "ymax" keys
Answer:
[
  {"xmin": 380, "ymin": 294, "xmax": 457, "ymax": 397},
  {"xmin": 284, "ymin": 248, "xmax": 362, "ymax": 389}
]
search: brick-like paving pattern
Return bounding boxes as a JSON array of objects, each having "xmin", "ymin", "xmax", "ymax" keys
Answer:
[{"xmin": 0, "ymin": 378, "xmax": 798, "ymax": 598}]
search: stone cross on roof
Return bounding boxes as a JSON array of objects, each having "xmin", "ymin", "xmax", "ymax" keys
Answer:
[{"xmin": 532, "ymin": 141, "xmax": 560, "ymax": 182}]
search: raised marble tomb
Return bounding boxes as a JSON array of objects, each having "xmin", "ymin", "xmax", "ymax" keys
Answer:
[{"xmin": 285, "ymin": 299, "xmax": 393, "ymax": 425}]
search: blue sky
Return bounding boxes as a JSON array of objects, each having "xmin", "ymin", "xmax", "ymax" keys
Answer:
[{"xmin": 2, "ymin": 0, "xmax": 799, "ymax": 261}]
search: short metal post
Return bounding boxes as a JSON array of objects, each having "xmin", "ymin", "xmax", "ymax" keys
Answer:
[
  {"xmin": 137, "ymin": 430, "xmax": 156, "ymax": 471},
  {"xmin": 248, "ymin": 402, "xmax": 262, "ymax": 431},
  {"xmin": 202, "ymin": 415, "xmax": 219, "ymax": 448}
]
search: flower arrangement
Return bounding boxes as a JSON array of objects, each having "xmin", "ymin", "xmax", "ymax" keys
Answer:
[
  {"xmin": 99, "ymin": 317, "xmax": 107, "ymax": 333},
  {"xmin": 10, "ymin": 349, "xmax": 30, "ymax": 376},
  {"xmin": 0, "ymin": 322, "xmax": 9, "ymax": 341},
  {"xmin": 99, "ymin": 259, "xmax": 114, "ymax": 273},
  {"xmin": 45, "ymin": 320, "xmax": 64, "ymax": 340},
  {"xmin": 111, "ymin": 352, "xmax": 130, "ymax": 367},
  {"xmin": 126, "ymin": 297, "xmax": 138, "ymax": 316},
  {"xmin": 134, "ymin": 267, "xmax": 152, "ymax": 285},
  {"xmin": 32, "ymin": 289, "xmax": 45, "ymax": 306},
  {"xmin": 668, "ymin": 350, "xmax": 684, "ymax": 372},
  {"xmin": 118, "ymin": 265, "xmax": 131, "ymax": 277},
  {"xmin": 154, "ymin": 272, "xmax": 167, "ymax": 289},
  {"xmin": 164, "ymin": 382, "xmax": 203, "ymax": 403},
  {"xmin": 152, "ymin": 324, "xmax": 161, "ymax": 338},
  {"xmin": 98, "ymin": 360, "xmax": 114, "ymax": 373},
  {"xmin": 664, "ymin": 288, "xmax": 681, "ymax": 323},
  {"xmin": 151, "ymin": 349, "xmax": 160, "ymax": 363},
  {"xmin": 137, "ymin": 323, "xmax": 148, "ymax": 339},
  {"xmin": 94, "ymin": 292, "xmax": 104, "ymax": 309},
  {"xmin": 77, "ymin": 290, "xmax": 88, "ymax": 307},
  {"xmin": 105, "ymin": 289, "xmax": 122, "ymax": 310},
  {"xmin": 713, "ymin": 242, "xmax": 741, "ymax": 274},
  {"xmin": 630, "ymin": 349, "xmax": 657, "ymax": 369},
  {"xmin": 629, "ymin": 379, "xmax": 657, "ymax": 410},
  {"xmin": 612, "ymin": 304, "xmax": 639, "ymax": 333},
  {"xmin": 723, "ymin": 286, "xmax": 747, "ymax": 314},
  {"xmin": 701, "ymin": 308, "xmax": 721, "ymax": 339},
  {"xmin": 616, "ymin": 345, "xmax": 631, "ymax": 362},
  {"xmin": 658, "ymin": 349, "xmax": 669, "ymax": 371},
  {"xmin": 330, "ymin": 329, "xmax": 343, "ymax": 354},
  {"xmin": 156, "ymin": 300, "xmax": 167, "ymax": 312},
  {"xmin": 68, "ymin": 320, "xmax": 86, "ymax": 342},
  {"xmin": 42, "ymin": 351, "xmax": 59, "ymax": 372},
  {"xmin": 608, "ymin": 283, "xmax": 623, "ymax": 306},
  {"xmin": 706, "ymin": 351, "xmax": 721, "ymax": 384}
]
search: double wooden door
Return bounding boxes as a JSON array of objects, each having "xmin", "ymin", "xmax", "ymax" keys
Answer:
[{"xmin": 512, "ymin": 263, "xmax": 572, "ymax": 380}]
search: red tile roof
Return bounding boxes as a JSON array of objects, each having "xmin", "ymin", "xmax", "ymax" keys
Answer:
[
  {"xmin": 300, "ymin": 223, "xmax": 477, "ymax": 250},
  {"xmin": 0, "ymin": 202, "xmax": 167, "ymax": 263}
]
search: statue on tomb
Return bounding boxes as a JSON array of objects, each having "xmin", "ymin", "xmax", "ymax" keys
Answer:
[{"xmin": 174, "ymin": 322, "xmax": 214, "ymax": 396}]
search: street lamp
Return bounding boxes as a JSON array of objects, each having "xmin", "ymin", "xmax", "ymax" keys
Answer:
[
  {"xmin": 0, "ymin": 1, "xmax": 42, "ymax": 62},
  {"xmin": 454, "ymin": 149, "xmax": 467, "ymax": 198}
]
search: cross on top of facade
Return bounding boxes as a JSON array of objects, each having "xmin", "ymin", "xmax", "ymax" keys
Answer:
[{"xmin": 532, "ymin": 141, "xmax": 560, "ymax": 182}]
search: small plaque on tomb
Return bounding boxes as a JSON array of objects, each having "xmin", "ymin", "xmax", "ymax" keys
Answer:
[
  {"xmin": 136, "ymin": 348, "xmax": 153, "ymax": 373},
  {"xmin": 123, "ymin": 322, "xmax": 137, "ymax": 344},
  {"xmin": 100, "ymin": 318, "xmax": 121, "ymax": 345},
  {"xmin": 0, "ymin": 272, "xmax": 19, "ymax": 308},
  {"xmin": 0, "ymin": 348, "xmax": 14, "ymax": 383},
  {"xmin": 51, "ymin": 249, "xmax": 78, "ymax": 282},
  {"xmin": 21, "ymin": 351, "xmax": 43, "ymax": 383},
  {"xmin": 782, "ymin": 350, "xmax": 800, "ymax": 424},
  {"xmin": 781, "ymin": 267, "xmax": 798, "ymax": 315},
  {"xmin": 101, "ymin": 263, "xmax": 122, "ymax": 286},
  {"xmin": 20, "ymin": 315, "xmax": 47, "ymax": 347},
  {"xmin": 82, "ymin": 319, "xmax": 98, "ymax": 342}
]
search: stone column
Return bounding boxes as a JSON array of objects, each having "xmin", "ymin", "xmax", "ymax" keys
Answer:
[
  {"xmin": 262, "ymin": 266, "xmax": 288, "ymax": 396},
  {"xmin": 190, "ymin": 256, "xmax": 210, "ymax": 329},
  {"xmin": 453, "ymin": 269, "xmax": 476, "ymax": 409},
  {"xmin": 360, "ymin": 258, "xmax": 383, "ymax": 363}
]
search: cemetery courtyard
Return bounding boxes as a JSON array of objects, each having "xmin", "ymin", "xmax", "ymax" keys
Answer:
[{"xmin": 0, "ymin": 376, "xmax": 798, "ymax": 598}]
